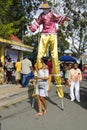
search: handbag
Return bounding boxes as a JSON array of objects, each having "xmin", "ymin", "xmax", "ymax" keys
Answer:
[{"xmin": 38, "ymin": 81, "xmax": 45, "ymax": 89}]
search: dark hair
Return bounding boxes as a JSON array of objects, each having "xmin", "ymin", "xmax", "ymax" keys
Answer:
[
  {"xmin": 41, "ymin": 57, "xmax": 48, "ymax": 65},
  {"xmin": 8, "ymin": 58, "xmax": 11, "ymax": 62},
  {"xmin": 23, "ymin": 55, "xmax": 29, "ymax": 59}
]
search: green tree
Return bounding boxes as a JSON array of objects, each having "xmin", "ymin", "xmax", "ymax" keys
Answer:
[
  {"xmin": 0, "ymin": 0, "xmax": 12, "ymax": 38},
  {"xmin": 58, "ymin": 29, "xmax": 69, "ymax": 56},
  {"xmin": 63, "ymin": 0, "xmax": 87, "ymax": 57},
  {"xmin": 7, "ymin": 0, "xmax": 26, "ymax": 39},
  {"xmin": 0, "ymin": 0, "xmax": 26, "ymax": 39},
  {"xmin": 23, "ymin": 33, "xmax": 39, "ymax": 60}
]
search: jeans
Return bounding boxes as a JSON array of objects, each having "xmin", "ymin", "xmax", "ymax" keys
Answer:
[{"xmin": 21, "ymin": 71, "xmax": 34, "ymax": 87}]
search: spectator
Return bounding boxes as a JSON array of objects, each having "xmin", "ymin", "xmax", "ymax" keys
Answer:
[
  {"xmin": 82, "ymin": 64, "xmax": 87, "ymax": 78},
  {"xmin": 11, "ymin": 62, "xmax": 16, "ymax": 84},
  {"xmin": 35, "ymin": 57, "xmax": 49, "ymax": 116},
  {"xmin": 5, "ymin": 58, "xmax": 14, "ymax": 84},
  {"xmin": 0, "ymin": 68, "xmax": 3, "ymax": 84},
  {"xmin": 68, "ymin": 63, "xmax": 82, "ymax": 102},
  {"xmin": 15, "ymin": 59, "xmax": 21, "ymax": 84},
  {"xmin": 21, "ymin": 56, "xmax": 34, "ymax": 87},
  {"xmin": 0, "ymin": 59, "xmax": 4, "ymax": 84},
  {"xmin": 64, "ymin": 64, "xmax": 71, "ymax": 87},
  {"xmin": 0, "ymin": 59, "xmax": 3, "ymax": 71},
  {"xmin": 4, "ymin": 62, "xmax": 7, "ymax": 83}
]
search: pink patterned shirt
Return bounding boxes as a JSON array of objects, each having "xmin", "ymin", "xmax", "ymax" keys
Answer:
[
  {"xmin": 68, "ymin": 68, "xmax": 82, "ymax": 82},
  {"xmin": 29, "ymin": 11, "xmax": 66, "ymax": 34}
]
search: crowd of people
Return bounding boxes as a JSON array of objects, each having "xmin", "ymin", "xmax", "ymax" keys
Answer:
[
  {"xmin": 0, "ymin": 56, "xmax": 34, "ymax": 86},
  {"xmin": 0, "ymin": 56, "xmax": 84, "ymax": 116}
]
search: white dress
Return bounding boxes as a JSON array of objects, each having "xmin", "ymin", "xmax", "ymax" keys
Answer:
[{"xmin": 36, "ymin": 68, "xmax": 49, "ymax": 97}]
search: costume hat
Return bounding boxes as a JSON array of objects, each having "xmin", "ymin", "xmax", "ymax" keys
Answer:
[{"xmin": 39, "ymin": 0, "xmax": 50, "ymax": 9}]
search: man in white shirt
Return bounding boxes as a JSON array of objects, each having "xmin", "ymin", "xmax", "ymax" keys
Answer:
[
  {"xmin": 21, "ymin": 56, "xmax": 34, "ymax": 87},
  {"xmin": 68, "ymin": 63, "xmax": 82, "ymax": 102}
]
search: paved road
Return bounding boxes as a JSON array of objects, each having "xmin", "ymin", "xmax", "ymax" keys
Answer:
[{"xmin": 0, "ymin": 79, "xmax": 87, "ymax": 130}]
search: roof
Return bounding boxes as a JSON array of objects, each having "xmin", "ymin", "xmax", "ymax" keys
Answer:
[
  {"xmin": 10, "ymin": 34, "xmax": 22, "ymax": 43},
  {"xmin": 0, "ymin": 37, "xmax": 34, "ymax": 52}
]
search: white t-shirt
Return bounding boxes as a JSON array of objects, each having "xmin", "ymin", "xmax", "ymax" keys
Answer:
[
  {"xmin": 36, "ymin": 68, "xmax": 49, "ymax": 97},
  {"xmin": 21, "ymin": 58, "xmax": 32, "ymax": 74}
]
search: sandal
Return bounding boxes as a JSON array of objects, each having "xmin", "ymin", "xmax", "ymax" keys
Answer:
[
  {"xmin": 35, "ymin": 112, "xmax": 43, "ymax": 116},
  {"xmin": 44, "ymin": 110, "xmax": 47, "ymax": 114}
]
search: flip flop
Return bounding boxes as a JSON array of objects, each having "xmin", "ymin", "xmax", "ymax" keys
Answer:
[
  {"xmin": 35, "ymin": 112, "xmax": 43, "ymax": 116},
  {"xmin": 44, "ymin": 110, "xmax": 47, "ymax": 114}
]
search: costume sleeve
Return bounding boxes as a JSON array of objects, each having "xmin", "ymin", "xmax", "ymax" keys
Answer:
[
  {"xmin": 29, "ymin": 15, "xmax": 42, "ymax": 32},
  {"xmin": 52, "ymin": 12, "xmax": 67, "ymax": 25}
]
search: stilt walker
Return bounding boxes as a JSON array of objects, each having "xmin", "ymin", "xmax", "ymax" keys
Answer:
[{"xmin": 29, "ymin": 0, "xmax": 68, "ymax": 110}]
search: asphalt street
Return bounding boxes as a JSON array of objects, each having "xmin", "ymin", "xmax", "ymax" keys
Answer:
[{"xmin": 0, "ymin": 79, "xmax": 87, "ymax": 130}]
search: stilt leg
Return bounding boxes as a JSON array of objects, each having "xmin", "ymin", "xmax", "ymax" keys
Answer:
[{"xmin": 61, "ymin": 98, "xmax": 64, "ymax": 110}]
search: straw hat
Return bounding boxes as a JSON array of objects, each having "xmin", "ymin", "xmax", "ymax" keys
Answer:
[{"xmin": 39, "ymin": 0, "xmax": 50, "ymax": 9}]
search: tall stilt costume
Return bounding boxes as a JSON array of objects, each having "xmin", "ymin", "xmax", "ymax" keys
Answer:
[{"xmin": 29, "ymin": 0, "xmax": 68, "ymax": 109}]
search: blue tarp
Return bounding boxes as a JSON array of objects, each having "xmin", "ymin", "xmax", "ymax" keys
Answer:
[{"xmin": 59, "ymin": 55, "xmax": 76, "ymax": 62}]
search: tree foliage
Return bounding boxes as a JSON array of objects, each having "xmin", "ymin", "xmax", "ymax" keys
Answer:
[
  {"xmin": 58, "ymin": 29, "xmax": 69, "ymax": 55},
  {"xmin": 0, "ymin": 0, "xmax": 26, "ymax": 39},
  {"xmin": 62, "ymin": 0, "xmax": 87, "ymax": 57},
  {"xmin": 0, "ymin": 0, "xmax": 43, "ymax": 39}
]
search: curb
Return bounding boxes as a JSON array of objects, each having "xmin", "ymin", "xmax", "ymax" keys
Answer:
[
  {"xmin": 0, "ymin": 88, "xmax": 28, "ymax": 100},
  {"xmin": 0, "ymin": 95, "xmax": 28, "ymax": 110},
  {"xmin": 0, "ymin": 85, "xmax": 29, "ymax": 110}
]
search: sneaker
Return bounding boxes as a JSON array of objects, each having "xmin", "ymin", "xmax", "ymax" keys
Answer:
[
  {"xmin": 71, "ymin": 99, "xmax": 75, "ymax": 102},
  {"xmin": 77, "ymin": 99, "xmax": 80, "ymax": 102}
]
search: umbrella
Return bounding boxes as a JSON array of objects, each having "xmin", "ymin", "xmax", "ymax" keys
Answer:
[{"xmin": 59, "ymin": 55, "xmax": 76, "ymax": 62}]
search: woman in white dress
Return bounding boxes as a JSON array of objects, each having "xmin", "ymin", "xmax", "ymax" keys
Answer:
[{"xmin": 35, "ymin": 57, "xmax": 49, "ymax": 116}]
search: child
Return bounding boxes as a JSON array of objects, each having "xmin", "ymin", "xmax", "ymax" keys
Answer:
[{"xmin": 35, "ymin": 57, "xmax": 49, "ymax": 116}]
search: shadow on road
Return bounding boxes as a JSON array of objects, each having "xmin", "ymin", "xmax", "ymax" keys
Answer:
[
  {"xmin": 27, "ymin": 84, "xmax": 38, "ymax": 112},
  {"xmin": 64, "ymin": 86, "xmax": 87, "ymax": 110},
  {"xmin": 64, "ymin": 92, "xmax": 70, "ymax": 100},
  {"xmin": 45, "ymin": 97, "xmax": 63, "ymax": 110},
  {"xmin": 79, "ymin": 87, "xmax": 87, "ymax": 109}
]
